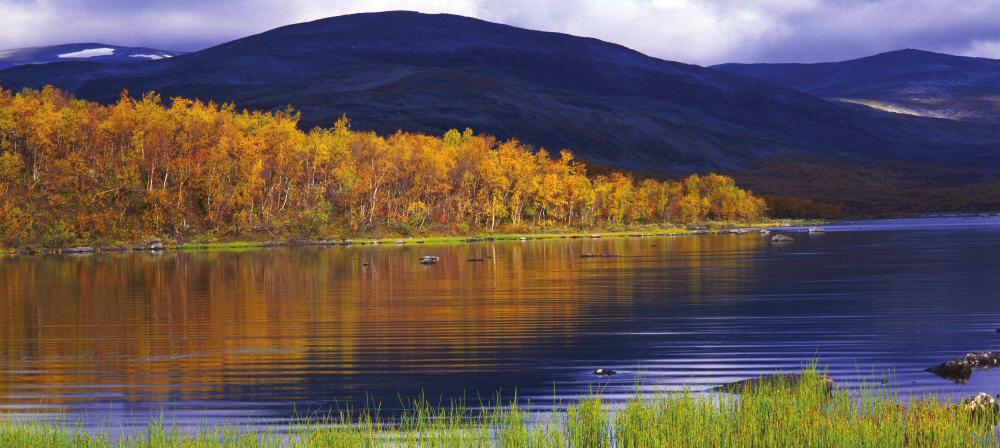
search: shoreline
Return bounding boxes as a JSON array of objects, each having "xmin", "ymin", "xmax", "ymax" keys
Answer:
[
  {"xmin": 1, "ymin": 220, "xmax": 809, "ymax": 256},
  {"xmin": 0, "ymin": 367, "xmax": 994, "ymax": 447}
]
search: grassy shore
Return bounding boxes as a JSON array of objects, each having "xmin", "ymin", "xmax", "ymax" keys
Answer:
[
  {"xmin": 2, "ymin": 368, "xmax": 996, "ymax": 447},
  {"xmin": 4, "ymin": 220, "xmax": 808, "ymax": 254}
]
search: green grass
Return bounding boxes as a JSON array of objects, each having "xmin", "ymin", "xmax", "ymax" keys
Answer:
[
  {"xmin": 2, "ymin": 367, "xmax": 996, "ymax": 447},
  {"xmin": 4, "ymin": 219, "xmax": 821, "ymax": 254},
  {"xmin": 372, "ymin": 226, "xmax": 695, "ymax": 247},
  {"xmin": 170, "ymin": 222, "xmax": 783, "ymax": 250},
  {"xmin": 171, "ymin": 227, "xmax": 698, "ymax": 249}
]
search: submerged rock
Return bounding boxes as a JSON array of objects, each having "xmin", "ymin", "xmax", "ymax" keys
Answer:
[
  {"xmin": 593, "ymin": 368, "xmax": 617, "ymax": 376},
  {"xmin": 580, "ymin": 253, "xmax": 621, "ymax": 258},
  {"xmin": 62, "ymin": 247, "xmax": 95, "ymax": 254},
  {"xmin": 927, "ymin": 352, "xmax": 1000, "ymax": 383},
  {"xmin": 771, "ymin": 234, "xmax": 794, "ymax": 244},
  {"xmin": 712, "ymin": 373, "xmax": 834, "ymax": 394}
]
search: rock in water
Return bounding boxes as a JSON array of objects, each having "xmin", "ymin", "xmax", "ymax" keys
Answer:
[
  {"xmin": 63, "ymin": 247, "xmax": 95, "ymax": 254},
  {"xmin": 593, "ymin": 368, "xmax": 617, "ymax": 376},
  {"xmin": 419, "ymin": 255, "xmax": 440, "ymax": 265},
  {"xmin": 927, "ymin": 360, "xmax": 974, "ymax": 383},
  {"xmin": 580, "ymin": 253, "xmax": 621, "ymax": 258},
  {"xmin": 966, "ymin": 351, "xmax": 1000, "ymax": 367},
  {"xmin": 927, "ymin": 352, "xmax": 1000, "ymax": 383},
  {"xmin": 771, "ymin": 234, "xmax": 794, "ymax": 244}
]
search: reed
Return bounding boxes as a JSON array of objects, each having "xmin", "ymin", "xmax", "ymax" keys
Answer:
[{"xmin": 2, "ymin": 367, "xmax": 995, "ymax": 447}]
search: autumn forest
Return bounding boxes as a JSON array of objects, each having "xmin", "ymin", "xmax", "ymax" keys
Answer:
[{"xmin": 0, "ymin": 86, "xmax": 767, "ymax": 248}]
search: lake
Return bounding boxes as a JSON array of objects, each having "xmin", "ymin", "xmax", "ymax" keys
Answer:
[{"xmin": 2, "ymin": 216, "xmax": 1000, "ymax": 430}]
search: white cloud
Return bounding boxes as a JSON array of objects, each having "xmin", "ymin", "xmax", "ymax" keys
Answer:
[
  {"xmin": 957, "ymin": 40, "xmax": 1000, "ymax": 59},
  {"xmin": 58, "ymin": 47, "xmax": 115, "ymax": 58},
  {"xmin": 1, "ymin": 0, "xmax": 999, "ymax": 64}
]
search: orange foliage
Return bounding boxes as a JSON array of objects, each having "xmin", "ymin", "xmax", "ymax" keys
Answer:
[{"xmin": 0, "ymin": 86, "xmax": 767, "ymax": 246}]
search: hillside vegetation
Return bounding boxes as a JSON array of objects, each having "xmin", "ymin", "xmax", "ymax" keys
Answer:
[
  {"xmin": 5, "ymin": 12, "xmax": 998, "ymax": 176},
  {"xmin": 0, "ymin": 86, "xmax": 766, "ymax": 248}
]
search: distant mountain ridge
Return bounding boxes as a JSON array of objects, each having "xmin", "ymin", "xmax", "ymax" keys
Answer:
[
  {"xmin": 713, "ymin": 49, "xmax": 1000, "ymax": 123},
  {"xmin": 0, "ymin": 43, "xmax": 180, "ymax": 69},
  {"xmin": 2, "ymin": 12, "xmax": 999, "ymax": 175}
]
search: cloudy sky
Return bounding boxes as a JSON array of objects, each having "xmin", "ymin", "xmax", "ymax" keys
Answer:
[{"xmin": 2, "ymin": 0, "xmax": 999, "ymax": 65}]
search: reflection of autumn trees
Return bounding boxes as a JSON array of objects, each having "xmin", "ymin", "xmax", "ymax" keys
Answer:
[
  {"xmin": 0, "ymin": 86, "xmax": 766, "ymax": 246},
  {"xmin": 0, "ymin": 247, "xmax": 593, "ymax": 406},
  {"xmin": 0, "ymin": 236, "xmax": 764, "ymax": 407}
]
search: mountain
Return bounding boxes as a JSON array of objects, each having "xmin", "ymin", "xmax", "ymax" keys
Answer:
[
  {"xmin": 713, "ymin": 49, "xmax": 1000, "ymax": 123},
  {"xmin": 0, "ymin": 43, "xmax": 180, "ymax": 69},
  {"xmin": 0, "ymin": 12, "xmax": 998, "ymax": 189}
]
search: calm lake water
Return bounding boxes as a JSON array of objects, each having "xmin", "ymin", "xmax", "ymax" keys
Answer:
[{"xmin": 2, "ymin": 216, "xmax": 1000, "ymax": 429}]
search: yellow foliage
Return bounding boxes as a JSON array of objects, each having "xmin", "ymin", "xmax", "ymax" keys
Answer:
[{"xmin": 0, "ymin": 86, "xmax": 767, "ymax": 245}]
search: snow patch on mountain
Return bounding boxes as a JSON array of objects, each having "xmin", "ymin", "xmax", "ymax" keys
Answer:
[
  {"xmin": 58, "ymin": 48, "xmax": 115, "ymax": 58},
  {"xmin": 130, "ymin": 54, "xmax": 168, "ymax": 60}
]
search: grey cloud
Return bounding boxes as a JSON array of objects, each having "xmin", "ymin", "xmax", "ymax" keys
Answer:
[{"xmin": 0, "ymin": 0, "xmax": 998, "ymax": 64}]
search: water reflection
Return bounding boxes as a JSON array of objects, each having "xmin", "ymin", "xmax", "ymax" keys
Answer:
[{"xmin": 2, "ymin": 220, "xmax": 1000, "ymax": 428}]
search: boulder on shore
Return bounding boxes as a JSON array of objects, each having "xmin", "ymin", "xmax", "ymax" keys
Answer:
[{"xmin": 963, "ymin": 393, "xmax": 1000, "ymax": 416}]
